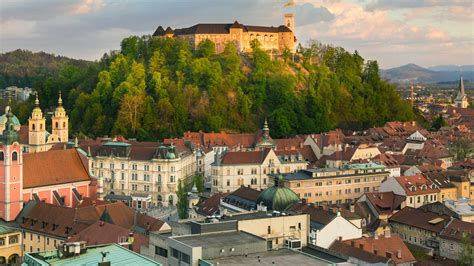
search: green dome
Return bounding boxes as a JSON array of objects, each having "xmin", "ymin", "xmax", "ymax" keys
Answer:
[
  {"xmin": 257, "ymin": 186, "xmax": 299, "ymax": 211},
  {"xmin": 0, "ymin": 113, "xmax": 20, "ymax": 127}
]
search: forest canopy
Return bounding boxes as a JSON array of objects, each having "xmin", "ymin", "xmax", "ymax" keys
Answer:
[{"xmin": 2, "ymin": 37, "xmax": 415, "ymax": 140}]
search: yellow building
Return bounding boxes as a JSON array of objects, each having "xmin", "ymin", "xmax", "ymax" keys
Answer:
[
  {"xmin": 273, "ymin": 162, "xmax": 390, "ymax": 205},
  {"xmin": 0, "ymin": 225, "xmax": 22, "ymax": 265},
  {"xmin": 153, "ymin": 14, "xmax": 296, "ymax": 53}
]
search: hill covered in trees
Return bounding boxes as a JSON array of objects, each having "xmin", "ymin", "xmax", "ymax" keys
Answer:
[
  {"xmin": 8, "ymin": 37, "xmax": 414, "ymax": 140},
  {"xmin": 0, "ymin": 49, "xmax": 96, "ymax": 89}
]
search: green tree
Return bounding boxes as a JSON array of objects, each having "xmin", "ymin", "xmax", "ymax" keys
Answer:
[
  {"xmin": 176, "ymin": 180, "xmax": 188, "ymax": 219},
  {"xmin": 192, "ymin": 174, "xmax": 205, "ymax": 193},
  {"xmin": 431, "ymin": 114, "xmax": 448, "ymax": 130},
  {"xmin": 458, "ymin": 232, "xmax": 473, "ymax": 266}
]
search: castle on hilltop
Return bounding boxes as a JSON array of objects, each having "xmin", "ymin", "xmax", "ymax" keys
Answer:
[{"xmin": 153, "ymin": 13, "xmax": 296, "ymax": 54}]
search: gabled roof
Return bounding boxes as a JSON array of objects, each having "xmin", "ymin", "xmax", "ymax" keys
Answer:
[
  {"xmin": 23, "ymin": 149, "xmax": 91, "ymax": 189},
  {"xmin": 329, "ymin": 240, "xmax": 390, "ymax": 264},
  {"xmin": 342, "ymin": 234, "xmax": 415, "ymax": 264},
  {"xmin": 364, "ymin": 192, "xmax": 406, "ymax": 216},
  {"xmin": 394, "ymin": 174, "xmax": 440, "ymax": 196},
  {"xmin": 65, "ymin": 221, "xmax": 149, "ymax": 253},
  {"xmin": 440, "ymin": 218, "xmax": 474, "ymax": 243},
  {"xmin": 220, "ymin": 148, "xmax": 272, "ymax": 165},
  {"xmin": 197, "ymin": 193, "xmax": 227, "ymax": 216},
  {"xmin": 389, "ymin": 207, "xmax": 450, "ymax": 233}
]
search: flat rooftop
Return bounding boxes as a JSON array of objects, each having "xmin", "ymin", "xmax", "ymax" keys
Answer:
[
  {"xmin": 205, "ymin": 248, "xmax": 333, "ymax": 265},
  {"xmin": 171, "ymin": 230, "xmax": 264, "ymax": 248},
  {"xmin": 219, "ymin": 211, "xmax": 305, "ymax": 221},
  {"xmin": 25, "ymin": 244, "xmax": 160, "ymax": 266}
]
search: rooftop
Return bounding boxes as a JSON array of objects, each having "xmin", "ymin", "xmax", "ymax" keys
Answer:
[
  {"xmin": 171, "ymin": 230, "xmax": 264, "ymax": 248},
  {"xmin": 24, "ymin": 244, "xmax": 160, "ymax": 266},
  {"xmin": 206, "ymin": 248, "xmax": 333, "ymax": 266}
]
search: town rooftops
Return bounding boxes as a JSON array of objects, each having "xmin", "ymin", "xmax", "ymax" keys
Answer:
[
  {"xmin": 23, "ymin": 149, "xmax": 91, "ymax": 189},
  {"xmin": 274, "ymin": 163, "xmax": 388, "ymax": 181},
  {"xmin": 389, "ymin": 207, "xmax": 450, "ymax": 233},
  {"xmin": 394, "ymin": 174, "xmax": 440, "ymax": 196},
  {"xmin": 219, "ymin": 148, "xmax": 272, "ymax": 165},
  {"xmin": 24, "ymin": 243, "xmax": 160, "ymax": 266}
]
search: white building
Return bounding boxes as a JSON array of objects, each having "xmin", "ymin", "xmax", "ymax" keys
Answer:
[
  {"xmin": 379, "ymin": 175, "xmax": 440, "ymax": 208},
  {"xmin": 211, "ymin": 148, "xmax": 307, "ymax": 193},
  {"xmin": 84, "ymin": 140, "xmax": 197, "ymax": 208}
]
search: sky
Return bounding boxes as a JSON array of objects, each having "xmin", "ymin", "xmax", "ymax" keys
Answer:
[{"xmin": 0, "ymin": 0, "xmax": 473, "ymax": 69}]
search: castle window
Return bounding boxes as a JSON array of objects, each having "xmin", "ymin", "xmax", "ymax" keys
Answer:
[
  {"xmin": 12, "ymin": 151, "xmax": 18, "ymax": 161},
  {"xmin": 0, "ymin": 152, "xmax": 4, "ymax": 161}
]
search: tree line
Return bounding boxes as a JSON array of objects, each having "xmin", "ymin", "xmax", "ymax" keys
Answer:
[{"xmin": 7, "ymin": 36, "xmax": 415, "ymax": 140}]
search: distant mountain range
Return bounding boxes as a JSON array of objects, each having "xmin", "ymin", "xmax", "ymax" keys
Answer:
[{"xmin": 380, "ymin": 64, "xmax": 474, "ymax": 84}]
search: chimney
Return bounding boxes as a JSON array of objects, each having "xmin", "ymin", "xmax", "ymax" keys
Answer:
[
  {"xmin": 338, "ymin": 236, "xmax": 342, "ymax": 241},
  {"xmin": 374, "ymin": 234, "xmax": 379, "ymax": 240},
  {"xmin": 397, "ymin": 250, "xmax": 402, "ymax": 259}
]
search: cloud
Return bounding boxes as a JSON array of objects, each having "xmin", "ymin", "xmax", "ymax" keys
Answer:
[
  {"xmin": 0, "ymin": 0, "xmax": 471, "ymax": 68},
  {"xmin": 365, "ymin": 0, "xmax": 472, "ymax": 11},
  {"xmin": 295, "ymin": 3, "xmax": 335, "ymax": 26}
]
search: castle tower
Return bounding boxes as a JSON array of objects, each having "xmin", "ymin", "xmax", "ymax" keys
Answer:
[
  {"xmin": 28, "ymin": 94, "xmax": 46, "ymax": 152},
  {"xmin": 52, "ymin": 92, "xmax": 69, "ymax": 142},
  {"xmin": 263, "ymin": 117, "xmax": 270, "ymax": 139},
  {"xmin": 187, "ymin": 183, "xmax": 200, "ymax": 219},
  {"xmin": 284, "ymin": 0, "xmax": 295, "ymax": 32},
  {"xmin": 0, "ymin": 106, "xmax": 23, "ymax": 221},
  {"xmin": 284, "ymin": 13, "xmax": 295, "ymax": 33},
  {"xmin": 455, "ymin": 74, "xmax": 468, "ymax": 108}
]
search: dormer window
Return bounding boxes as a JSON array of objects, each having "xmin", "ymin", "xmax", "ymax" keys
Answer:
[{"xmin": 410, "ymin": 186, "xmax": 416, "ymax": 192}]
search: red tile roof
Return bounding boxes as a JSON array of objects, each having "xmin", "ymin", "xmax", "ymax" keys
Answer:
[
  {"xmin": 364, "ymin": 192, "xmax": 406, "ymax": 216},
  {"xmin": 342, "ymin": 234, "xmax": 416, "ymax": 264},
  {"xmin": 197, "ymin": 193, "xmax": 227, "ymax": 216},
  {"xmin": 394, "ymin": 174, "xmax": 440, "ymax": 196},
  {"xmin": 220, "ymin": 148, "xmax": 272, "ymax": 165},
  {"xmin": 65, "ymin": 221, "xmax": 149, "ymax": 253},
  {"xmin": 23, "ymin": 149, "xmax": 92, "ymax": 189},
  {"xmin": 329, "ymin": 240, "xmax": 389, "ymax": 264},
  {"xmin": 440, "ymin": 218, "xmax": 474, "ymax": 243}
]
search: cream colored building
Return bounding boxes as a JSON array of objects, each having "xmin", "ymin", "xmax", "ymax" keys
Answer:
[
  {"xmin": 85, "ymin": 141, "xmax": 197, "ymax": 207},
  {"xmin": 153, "ymin": 14, "xmax": 296, "ymax": 53},
  {"xmin": 274, "ymin": 162, "xmax": 390, "ymax": 205},
  {"xmin": 211, "ymin": 148, "xmax": 307, "ymax": 193},
  {"xmin": 0, "ymin": 225, "xmax": 22, "ymax": 265}
]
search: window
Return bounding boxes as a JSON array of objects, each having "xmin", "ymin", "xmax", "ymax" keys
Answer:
[
  {"xmin": 9, "ymin": 235, "xmax": 18, "ymax": 244},
  {"xmin": 263, "ymin": 178, "xmax": 266, "ymax": 185},
  {"xmin": 12, "ymin": 151, "xmax": 18, "ymax": 161},
  {"xmin": 0, "ymin": 152, "xmax": 4, "ymax": 161},
  {"xmin": 37, "ymin": 235, "xmax": 40, "ymax": 243},
  {"xmin": 226, "ymin": 180, "xmax": 230, "ymax": 186},
  {"xmin": 364, "ymin": 187, "xmax": 370, "ymax": 192},
  {"xmin": 0, "ymin": 237, "xmax": 5, "ymax": 246},
  {"xmin": 345, "ymin": 189, "xmax": 351, "ymax": 194},
  {"xmin": 345, "ymin": 179, "xmax": 352, "ymax": 184},
  {"xmin": 171, "ymin": 166, "xmax": 175, "ymax": 172},
  {"xmin": 121, "ymin": 184, "xmax": 124, "ymax": 190},
  {"xmin": 144, "ymin": 174, "xmax": 150, "ymax": 182},
  {"xmin": 169, "ymin": 176, "xmax": 175, "ymax": 183},
  {"xmin": 172, "ymin": 248, "xmax": 179, "ymax": 259},
  {"xmin": 251, "ymin": 168, "xmax": 257, "ymax": 174},
  {"xmin": 267, "ymin": 226, "xmax": 271, "ymax": 234},
  {"xmin": 144, "ymin": 164, "xmax": 150, "ymax": 171},
  {"xmin": 144, "ymin": 185, "xmax": 150, "ymax": 192},
  {"xmin": 121, "ymin": 172, "xmax": 125, "ymax": 180},
  {"xmin": 132, "ymin": 184, "xmax": 137, "ymax": 191},
  {"xmin": 237, "ymin": 169, "xmax": 244, "ymax": 175},
  {"xmin": 181, "ymin": 253, "xmax": 190, "ymax": 264},
  {"xmin": 155, "ymin": 246, "xmax": 168, "ymax": 257},
  {"xmin": 417, "ymin": 196, "xmax": 420, "ymax": 203},
  {"xmin": 46, "ymin": 237, "xmax": 49, "ymax": 245},
  {"xmin": 110, "ymin": 163, "xmax": 114, "ymax": 169},
  {"xmin": 132, "ymin": 164, "xmax": 137, "ymax": 170},
  {"xmin": 354, "ymin": 188, "xmax": 360, "ymax": 193},
  {"xmin": 355, "ymin": 179, "xmax": 360, "ymax": 183},
  {"xmin": 132, "ymin": 173, "xmax": 138, "ymax": 181}
]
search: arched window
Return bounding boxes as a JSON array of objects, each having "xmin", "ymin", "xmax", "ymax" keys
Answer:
[
  {"xmin": 40, "ymin": 124, "xmax": 43, "ymax": 130},
  {"xmin": 63, "ymin": 122, "xmax": 66, "ymax": 128},
  {"xmin": 32, "ymin": 124, "xmax": 35, "ymax": 131},
  {"xmin": 12, "ymin": 151, "xmax": 18, "ymax": 161},
  {"xmin": 55, "ymin": 122, "xmax": 58, "ymax": 128},
  {"xmin": 168, "ymin": 195, "xmax": 174, "ymax": 205},
  {"xmin": 0, "ymin": 152, "xmax": 4, "ymax": 161}
]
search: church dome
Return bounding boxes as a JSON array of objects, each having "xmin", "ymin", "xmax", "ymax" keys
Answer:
[
  {"xmin": 257, "ymin": 181, "xmax": 299, "ymax": 211},
  {"xmin": 0, "ymin": 107, "xmax": 20, "ymax": 127}
]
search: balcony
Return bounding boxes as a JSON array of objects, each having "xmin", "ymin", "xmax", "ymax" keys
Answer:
[{"xmin": 167, "ymin": 183, "xmax": 176, "ymax": 190}]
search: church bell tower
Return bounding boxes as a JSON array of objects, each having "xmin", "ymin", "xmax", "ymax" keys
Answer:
[
  {"xmin": 0, "ymin": 106, "xmax": 23, "ymax": 221},
  {"xmin": 28, "ymin": 94, "xmax": 46, "ymax": 152},
  {"xmin": 52, "ymin": 92, "xmax": 69, "ymax": 142}
]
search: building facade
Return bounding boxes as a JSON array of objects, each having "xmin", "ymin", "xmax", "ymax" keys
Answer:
[
  {"xmin": 0, "ymin": 225, "xmax": 22, "ymax": 265},
  {"xmin": 85, "ymin": 140, "xmax": 197, "ymax": 207},
  {"xmin": 153, "ymin": 14, "xmax": 296, "ymax": 53},
  {"xmin": 211, "ymin": 148, "xmax": 307, "ymax": 193},
  {"xmin": 274, "ymin": 163, "xmax": 390, "ymax": 205}
]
